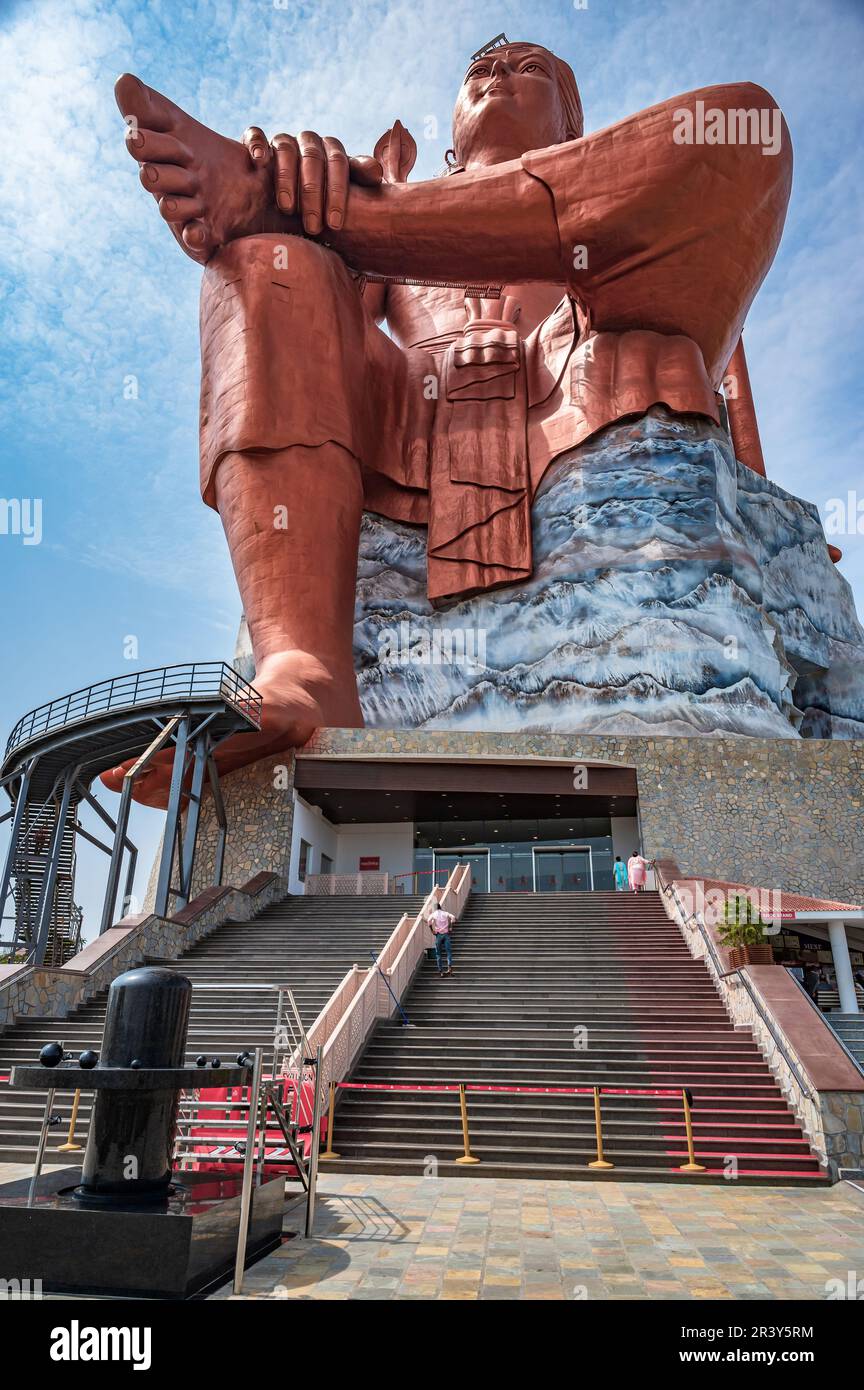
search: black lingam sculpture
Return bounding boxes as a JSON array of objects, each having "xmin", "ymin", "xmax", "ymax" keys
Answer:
[
  {"xmin": 78, "ymin": 966, "xmax": 194, "ymax": 1204},
  {"xmin": 0, "ymin": 965, "xmax": 284, "ymax": 1297}
]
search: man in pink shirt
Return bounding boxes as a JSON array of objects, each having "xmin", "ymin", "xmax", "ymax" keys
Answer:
[{"xmin": 429, "ymin": 906, "xmax": 456, "ymax": 977}]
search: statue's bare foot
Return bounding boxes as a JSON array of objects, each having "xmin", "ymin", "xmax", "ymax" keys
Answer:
[
  {"xmin": 99, "ymin": 650, "xmax": 360, "ymax": 809},
  {"xmin": 115, "ymin": 72, "xmax": 285, "ymax": 262},
  {"xmin": 115, "ymin": 73, "xmax": 382, "ymax": 262}
]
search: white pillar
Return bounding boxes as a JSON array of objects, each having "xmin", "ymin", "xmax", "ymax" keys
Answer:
[{"xmin": 827, "ymin": 920, "xmax": 860, "ymax": 1014}]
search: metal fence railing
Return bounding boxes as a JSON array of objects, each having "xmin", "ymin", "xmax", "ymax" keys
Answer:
[{"xmin": 5, "ymin": 662, "xmax": 262, "ymax": 757}]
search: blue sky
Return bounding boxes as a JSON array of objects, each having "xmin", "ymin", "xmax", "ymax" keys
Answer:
[{"xmin": 1, "ymin": 0, "xmax": 863, "ymax": 938}]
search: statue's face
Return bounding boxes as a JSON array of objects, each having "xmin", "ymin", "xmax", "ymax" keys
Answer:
[{"xmin": 452, "ymin": 45, "xmax": 567, "ymax": 166}]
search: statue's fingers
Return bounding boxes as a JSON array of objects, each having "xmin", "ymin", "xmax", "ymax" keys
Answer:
[
  {"xmin": 242, "ymin": 127, "xmax": 272, "ymax": 167},
  {"xmin": 297, "ymin": 130, "xmax": 326, "ymax": 235},
  {"xmin": 158, "ymin": 194, "xmax": 205, "ymax": 224},
  {"xmin": 140, "ymin": 163, "xmax": 197, "ymax": 197},
  {"xmin": 349, "ymin": 155, "xmax": 384, "ymax": 187},
  {"xmin": 115, "ymin": 73, "xmax": 178, "ymax": 136},
  {"xmin": 181, "ymin": 221, "xmax": 217, "ymax": 261},
  {"xmin": 271, "ymin": 134, "xmax": 299, "ymax": 215},
  {"xmin": 125, "ymin": 127, "xmax": 193, "ymax": 167},
  {"xmin": 323, "ymin": 137, "xmax": 349, "ymax": 230}
]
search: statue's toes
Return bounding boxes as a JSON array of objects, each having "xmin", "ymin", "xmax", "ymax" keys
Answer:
[{"xmin": 114, "ymin": 72, "xmax": 188, "ymax": 136}]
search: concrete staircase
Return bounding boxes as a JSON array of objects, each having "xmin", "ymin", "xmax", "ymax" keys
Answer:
[
  {"xmin": 827, "ymin": 1014, "xmax": 864, "ymax": 1072},
  {"xmin": 0, "ymin": 894, "xmax": 425, "ymax": 1165},
  {"xmin": 818, "ymin": 985, "xmax": 864, "ymax": 1013},
  {"xmin": 326, "ymin": 892, "xmax": 828, "ymax": 1184}
]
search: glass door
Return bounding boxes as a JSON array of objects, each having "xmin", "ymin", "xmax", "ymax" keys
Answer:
[
  {"xmin": 533, "ymin": 847, "xmax": 593, "ymax": 892},
  {"xmin": 433, "ymin": 849, "xmax": 490, "ymax": 893}
]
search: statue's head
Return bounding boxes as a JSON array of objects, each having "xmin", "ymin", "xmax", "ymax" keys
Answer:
[{"xmin": 451, "ymin": 42, "xmax": 583, "ymax": 171}]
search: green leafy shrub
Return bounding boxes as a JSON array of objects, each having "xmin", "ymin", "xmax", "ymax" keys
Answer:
[{"xmin": 716, "ymin": 894, "xmax": 771, "ymax": 950}]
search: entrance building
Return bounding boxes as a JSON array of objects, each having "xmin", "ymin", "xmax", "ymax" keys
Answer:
[
  {"xmin": 422, "ymin": 822, "xmax": 613, "ymax": 889},
  {"xmin": 291, "ymin": 757, "xmax": 641, "ymax": 895}
]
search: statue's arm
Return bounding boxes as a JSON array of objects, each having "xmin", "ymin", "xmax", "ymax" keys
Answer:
[
  {"xmin": 116, "ymin": 71, "xmax": 791, "ymax": 370},
  {"xmin": 324, "ymin": 82, "xmax": 791, "ymax": 380},
  {"xmin": 115, "ymin": 72, "xmax": 559, "ymax": 278},
  {"xmin": 323, "ymin": 159, "xmax": 563, "ymax": 283}
]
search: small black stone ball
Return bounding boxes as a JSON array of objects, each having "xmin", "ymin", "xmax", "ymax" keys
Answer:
[
  {"xmin": 211, "ymin": 1057, "xmax": 221, "ymax": 1068},
  {"xmin": 39, "ymin": 1042, "xmax": 64, "ymax": 1068},
  {"xmin": 236, "ymin": 1051, "xmax": 252, "ymax": 1067},
  {"xmin": 78, "ymin": 1050, "xmax": 98, "ymax": 1070},
  {"xmin": 130, "ymin": 1059, "xmax": 142, "ymax": 1069},
  {"xmin": 196, "ymin": 1055, "xmax": 207, "ymax": 1067}
]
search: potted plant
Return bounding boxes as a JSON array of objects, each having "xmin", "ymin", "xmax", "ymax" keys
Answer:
[{"xmin": 716, "ymin": 895, "xmax": 775, "ymax": 967}]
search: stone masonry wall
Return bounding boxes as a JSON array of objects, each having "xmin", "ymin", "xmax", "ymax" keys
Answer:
[{"xmin": 144, "ymin": 754, "xmax": 297, "ymax": 911}]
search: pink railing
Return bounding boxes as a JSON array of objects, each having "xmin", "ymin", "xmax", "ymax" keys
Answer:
[{"xmin": 290, "ymin": 863, "xmax": 472, "ymax": 1115}]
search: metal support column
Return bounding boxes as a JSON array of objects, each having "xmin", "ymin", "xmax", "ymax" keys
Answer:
[
  {"xmin": 206, "ymin": 752, "xmax": 228, "ymax": 887},
  {"xmin": 96, "ymin": 719, "xmax": 179, "ymax": 933},
  {"xmin": 121, "ymin": 842, "xmax": 138, "ymax": 918},
  {"xmin": 32, "ymin": 769, "xmax": 77, "ymax": 966},
  {"xmin": 0, "ymin": 759, "xmax": 36, "ymax": 936},
  {"xmin": 305, "ymin": 1046, "xmax": 324, "ymax": 1238},
  {"xmin": 175, "ymin": 731, "xmax": 210, "ymax": 910},
  {"xmin": 98, "ymin": 774, "xmax": 136, "ymax": 936},
  {"xmin": 154, "ymin": 714, "xmax": 190, "ymax": 919}
]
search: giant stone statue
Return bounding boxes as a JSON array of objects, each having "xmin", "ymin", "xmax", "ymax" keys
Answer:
[{"xmin": 105, "ymin": 38, "xmax": 864, "ymax": 801}]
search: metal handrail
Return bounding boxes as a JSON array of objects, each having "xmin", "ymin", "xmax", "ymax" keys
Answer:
[
  {"xmin": 5, "ymin": 661, "xmax": 262, "ymax": 758},
  {"xmin": 657, "ymin": 868, "xmax": 813, "ymax": 1102}
]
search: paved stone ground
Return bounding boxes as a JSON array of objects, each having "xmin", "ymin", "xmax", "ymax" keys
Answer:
[
  {"xmin": 211, "ymin": 1173, "xmax": 864, "ymax": 1302},
  {"xmin": 4, "ymin": 1165, "xmax": 862, "ymax": 1301}
]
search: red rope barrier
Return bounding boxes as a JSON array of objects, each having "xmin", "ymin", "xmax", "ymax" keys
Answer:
[
  {"xmin": 336, "ymin": 1081, "xmax": 682, "ymax": 1098},
  {"xmin": 338, "ymin": 1082, "xmax": 459, "ymax": 1093}
]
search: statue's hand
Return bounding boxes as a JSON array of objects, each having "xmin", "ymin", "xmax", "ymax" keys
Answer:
[
  {"xmin": 267, "ymin": 131, "xmax": 383, "ymax": 235},
  {"xmin": 115, "ymin": 73, "xmax": 281, "ymax": 264}
]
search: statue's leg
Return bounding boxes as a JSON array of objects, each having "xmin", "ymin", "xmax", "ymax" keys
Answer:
[
  {"xmin": 101, "ymin": 235, "xmax": 389, "ymax": 804},
  {"xmin": 196, "ymin": 233, "xmax": 396, "ymax": 744},
  {"xmin": 213, "ymin": 441, "xmax": 364, "ymax": 741}
]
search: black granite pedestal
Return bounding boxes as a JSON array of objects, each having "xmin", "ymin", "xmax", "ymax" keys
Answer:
[{"xmin": 0, "ymin": 1165, "xmax": 284, "ymax": 1299}]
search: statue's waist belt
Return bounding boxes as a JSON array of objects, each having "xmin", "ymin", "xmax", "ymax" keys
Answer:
[{"xmin": 447, "ymin": 317, "xmax": 521, "ymax": 403}]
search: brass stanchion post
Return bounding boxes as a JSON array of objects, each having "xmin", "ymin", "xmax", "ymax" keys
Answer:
[
  {"xmin": 455, "ymin": 1083, "xmax": 480, "ymax": 1165},
  {"xmin": 319, "ymin": 1081, "xmax": 340, "ymax": 1160},
  {"xmin": 679, "ymin": 1087, "xmax": 706, "ymax": 1172},
  {"xmin": 57, "ymin": 1087, "xmax": 83, "ymax": 1153},
  {"xmin": 588, "ymin": 1086, "xmax": 614, "ymax": 1169}
]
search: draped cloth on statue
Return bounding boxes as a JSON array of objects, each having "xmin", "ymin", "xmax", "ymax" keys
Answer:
[
  {"xmin": 198, "ymin": 240, "xmax": 718, "ymax": 601},
  {"xmin": 198, "ymin": 82, "xmax": 791, "ymax": 602}
]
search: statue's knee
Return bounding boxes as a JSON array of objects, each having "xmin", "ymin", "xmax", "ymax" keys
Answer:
[{"xmin": 208, "ymin": 233, "xmax": 340, "ymax": 288}]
